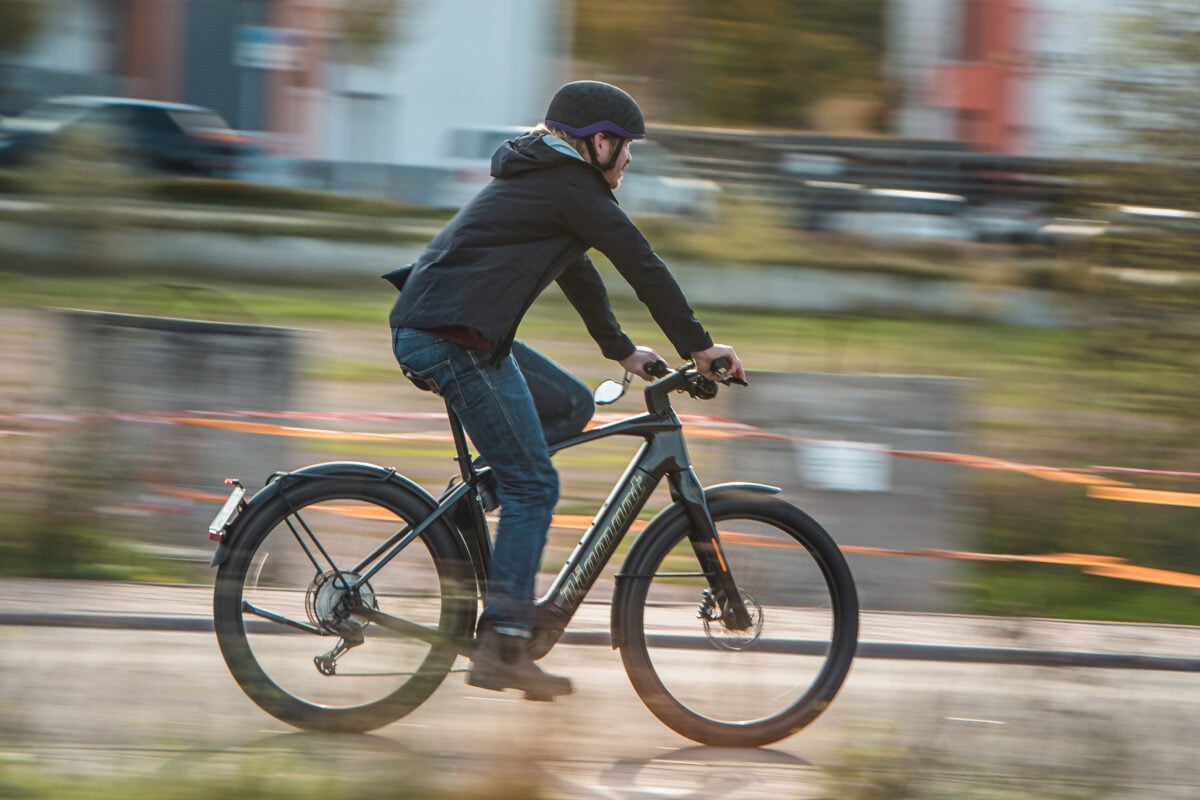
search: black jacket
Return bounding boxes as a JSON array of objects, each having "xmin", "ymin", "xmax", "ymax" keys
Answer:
[{"xmin": 385, "ymin": 132, "xmax": 712, "ymax": 365}]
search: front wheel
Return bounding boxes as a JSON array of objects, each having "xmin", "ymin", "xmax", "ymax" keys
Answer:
[{"xmin": 615, "ymin": 492, "xmax": 858, "ymax": 747}]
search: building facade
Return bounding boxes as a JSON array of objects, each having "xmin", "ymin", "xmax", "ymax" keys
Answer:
[
  {"xmin": 887, "ymin": 0, "xmax": 1151, "ymax": 159},
  {"xmin": 2, "ymin": 0, "xmax": 566, "ymax": 166}
]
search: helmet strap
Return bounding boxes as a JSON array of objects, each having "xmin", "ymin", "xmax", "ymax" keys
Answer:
[{"xmin": 587, "ymin": 133, "xmax": 625, "ymax": 173}]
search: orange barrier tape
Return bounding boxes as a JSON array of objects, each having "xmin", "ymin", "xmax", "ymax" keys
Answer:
[
  {"xmin": 165, "ymin": 487, "xmax": 1200, "ymax": 589},
  {"xmin": 890, "ymin": 450, "xmax": 1130, "ymax": 487},
  {"xmin": 1087, "ymin": 486, "xmax": 1200, "ymax": 508},
  {"xmin": 8, "ymin": 409, "xmax": 1196, "ymax": 507},
  {"xmin": 168, "ymin": 417, "xmax": 454, "ymax": 443},
  {"xmin": 1084, "ymin": 563, "xmax": 1200, "ymax": 590}
]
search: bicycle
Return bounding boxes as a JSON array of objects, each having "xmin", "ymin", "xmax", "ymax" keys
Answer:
[{"xmin": 207, "ymin": 359, "xmax": 859, "ymax": 747}]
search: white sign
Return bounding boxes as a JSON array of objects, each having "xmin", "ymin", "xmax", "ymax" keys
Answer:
[
  {"xmin": 798, "ymin": 440, "xmax": 892, "ymax": 493},
  {"xmin": 235, "ymin": 26, "xmax": 306, "ymax": 71}
]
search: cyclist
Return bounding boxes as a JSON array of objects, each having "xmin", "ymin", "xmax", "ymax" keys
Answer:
[{"xmin": 386, "ymin": 80, "xmax": 745, "ymax": 701}]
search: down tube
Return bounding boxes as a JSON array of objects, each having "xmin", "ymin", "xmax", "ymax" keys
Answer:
[{"xmin": 540, "ymin": 443, "xmax": 661, "ymax": 620}]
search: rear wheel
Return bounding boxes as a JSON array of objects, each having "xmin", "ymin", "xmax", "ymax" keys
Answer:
[
  {"xmin": 615, "ymin": 492, "xmax": 858, "ymax": 747},
  {"xmin": 213, "ymin": 476, "xmax": 475, "ymax": 732}
]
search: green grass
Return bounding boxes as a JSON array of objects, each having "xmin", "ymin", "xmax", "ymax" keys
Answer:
[{"xmin": 967, "ymin": 566, "xmax": 1200, "ymax": 624}]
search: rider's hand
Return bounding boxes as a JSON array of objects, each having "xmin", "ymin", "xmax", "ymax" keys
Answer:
[
  {"xmin": 619, "ymin": 346, "xmax": 665, "ymax": 381},
  {"xmin": 691, "ymin": 344, "xmax": 746, "ymax": 383}
]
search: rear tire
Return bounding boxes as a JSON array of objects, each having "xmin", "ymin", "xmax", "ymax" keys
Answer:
[
  {"xmin": 615, "ymin": 492, "xmax": 858, "ymax": 747},
  {"xmin": 213, "ymin": 476, "xmax": 475, "ymax": 732}
]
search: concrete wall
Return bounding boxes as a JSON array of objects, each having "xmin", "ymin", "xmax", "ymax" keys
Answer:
[
  {"xmin": 714, "ymin": 371, "xmax": 975, "ymax": 612},
  {"xmin": 57, "ymin": 310, "xmax": 301, "ymax": 553}
]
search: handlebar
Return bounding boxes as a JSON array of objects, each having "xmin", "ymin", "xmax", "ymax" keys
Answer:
[{"xmin": 641, "ymin": 357, "xmax": 746, "ymax": 413}]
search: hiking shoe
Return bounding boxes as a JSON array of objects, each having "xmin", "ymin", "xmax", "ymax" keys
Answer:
[{"xmin": 467, "ymin": 629, "xmax": 572, "ymax": 701}]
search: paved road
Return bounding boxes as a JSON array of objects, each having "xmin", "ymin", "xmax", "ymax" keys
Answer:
[{"xmin": 2, "ymin": 580, "xmax": 1200, "ymax": 797}]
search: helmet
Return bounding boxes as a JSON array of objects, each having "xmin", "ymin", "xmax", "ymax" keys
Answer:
[{"xmin": 544, "ymin": 81, "xmax": 646, "ymax": 140}]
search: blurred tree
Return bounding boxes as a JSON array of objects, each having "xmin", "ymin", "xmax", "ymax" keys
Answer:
[
  {"xmin": 0, "ymin": 0, "xmax": 43, "ymax": 54},
  {"xmin": 571, "ymin": 0, "xmax": 885, "ymax": 129},
  {"xmin": 333, "ymin": 0, "xmax": 407, "ymax": 64},
  {"xmin": 1087, "ymin": 2, "xmax": 1200, "ymax": 267},
  {"xmin": 1078, "ymin": 2, "xmax": 1200, "ymax": 436}
]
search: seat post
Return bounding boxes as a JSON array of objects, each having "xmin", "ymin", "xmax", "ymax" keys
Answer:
[{"xmin": 444, "ymin": 398, "xmax": 476, "ymax": 483}]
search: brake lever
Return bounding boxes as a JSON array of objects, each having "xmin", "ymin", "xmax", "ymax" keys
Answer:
[
  {"xmin": 644, "ymin": 359, "xmax": 672, "ymax": 379},
  {"xmin": 708, "ymin": 356, "xmax": 747, "ymax": 387},
  {"xmin": 690, "ymin": 376, "xmax": 719, "ymax": 400}
]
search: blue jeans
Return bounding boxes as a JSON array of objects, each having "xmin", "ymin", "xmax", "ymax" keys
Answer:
[{"xmin": 391, "ymin": 328, "xmax": 594, "ymax": 634}]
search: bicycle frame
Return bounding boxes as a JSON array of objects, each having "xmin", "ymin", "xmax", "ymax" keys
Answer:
[
  {"xmin": 530, "ymin": 406, "xmax": 750, "ymax": 652},
  {"xmin": 270, "ymin": 368, "xmax": 753, "ymax": 657}
]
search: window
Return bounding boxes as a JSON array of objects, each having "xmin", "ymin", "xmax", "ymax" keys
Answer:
[{"xmin": 959, "ymin": 0, "xmax": 986, "ymax": 62}]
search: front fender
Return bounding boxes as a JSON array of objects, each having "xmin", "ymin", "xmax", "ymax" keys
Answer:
[
  {"xmin": 208, "ymin": 461, "xmax": 442, "ymax": 567},
  {"xmin": 608, "ymin": 482, "xmax": 780, "ymax": 648}
]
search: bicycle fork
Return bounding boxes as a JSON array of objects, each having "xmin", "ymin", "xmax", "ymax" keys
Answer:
[{"xmin": 668, "ymin": 468, "xmax": 755, "ymax": 631}]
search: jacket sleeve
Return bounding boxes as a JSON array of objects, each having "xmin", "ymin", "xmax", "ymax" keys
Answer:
[
  {"xmin": 559, "ymin": 176, "xmax": 713, "ymax": 359},
  {"xmin": 556, "ymin": 254, "xmax": 636, "ymax": 360}
]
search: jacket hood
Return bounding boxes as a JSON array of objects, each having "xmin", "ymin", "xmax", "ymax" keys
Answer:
[{"xmin": 491, "ymin": 131, "xmax": 582, "ymax": 179}]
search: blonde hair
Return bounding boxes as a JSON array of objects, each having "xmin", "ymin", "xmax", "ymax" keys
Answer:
[
  {"xmin": 532, "ymin": 123, "xmax": 590, "ymax": 159},
  {"xmin": 534, "ymin": 122, "xmax": 623, "ymax": 161}
]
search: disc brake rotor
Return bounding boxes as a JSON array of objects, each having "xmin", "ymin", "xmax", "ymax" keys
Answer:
[{"xmin": 701, "ymin": 590, "xmax": 764, "ymax": 651}]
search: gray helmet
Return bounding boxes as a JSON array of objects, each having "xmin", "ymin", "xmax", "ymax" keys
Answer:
[{"xmin": 544, "ymin": 81, "xmax": 646, "ymax": 140}]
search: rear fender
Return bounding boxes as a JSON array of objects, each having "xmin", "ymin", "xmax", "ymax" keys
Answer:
[
  {"xmin": 609, "ymin": 482, "xmax": 780, "ymax": 649},
  {"xmin": 208, "ymin": 461, "xmax": 447, "ymax": 568}
]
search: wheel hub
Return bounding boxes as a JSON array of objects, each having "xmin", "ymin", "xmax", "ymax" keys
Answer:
[{"xmin": 306, "ymin": 570, "xmax": 377, "ymax": 634}]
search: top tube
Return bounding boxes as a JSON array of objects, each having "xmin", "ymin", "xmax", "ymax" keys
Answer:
[{"xmin": 548, "ymin": 360, "xmax": 723, "ymax": 453}]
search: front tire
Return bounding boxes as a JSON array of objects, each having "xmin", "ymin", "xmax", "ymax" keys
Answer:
[{"xmin": 615, "ymin": 492, "xmax": 858, "ymax": 747}]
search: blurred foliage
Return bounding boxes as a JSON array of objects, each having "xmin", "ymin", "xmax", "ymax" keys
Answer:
[
  {"xmin": 1091, "ymin": 4, "xmax": 1200, "ymax": 206},
  {"xmin": 969, "ymin": 472, "xmax": 1200, "ymax": 625},
  {"xmin": 572, "ymin": 0, "xmax": 886, "ymax": 129},
  {"xmin": 0, "ymin": 0, "xmax": 43, "ymax": 54},
  {"xmin": 21, "ymin": 125, "xmax": 137, "ymax": 273},
  {"xmin": 333, "ymin": 0, "xmax": 407, "ymax": 64},
  {"xmin": 1084, "ymin": 2, "xmax": 1200, "ymax": 271},
  {"xmin": 139, "ymin": 175, "xmax": 447, "ymax": 218},
  {"xmin": 1063, "ymin": 3, "xmax": 1200, "ymax": 448}
]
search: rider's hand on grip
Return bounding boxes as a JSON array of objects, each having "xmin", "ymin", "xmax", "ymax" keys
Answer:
[{"xmin": 710, "ymin": 356, "xmax": 748, "ymax": 387}]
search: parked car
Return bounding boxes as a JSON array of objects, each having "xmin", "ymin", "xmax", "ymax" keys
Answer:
[
  {"xmin": 818, "ymin": 186, "xmax": 975, "ymax": 242},
  {"xmin": 0, "ymin": 96, "xmax": 255, "ymax": 177},
  {"xmin": 432, "ymin": 124, "xmax": 720, "ymax": 217}
]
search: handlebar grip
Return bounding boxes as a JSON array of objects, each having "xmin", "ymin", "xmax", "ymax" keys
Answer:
[{"xmin": 710, "ymin": 356, "xmax": 730, "ymax": 375}]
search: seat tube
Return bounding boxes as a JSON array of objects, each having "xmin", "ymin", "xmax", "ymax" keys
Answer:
[{"xmin": 669, "ymin": 467, "xmax": 754, "ymax": 629}]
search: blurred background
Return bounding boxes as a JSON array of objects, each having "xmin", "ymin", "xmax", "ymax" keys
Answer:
[{"xmin": 1, "ymin": 1, "xmax": 1199, "ymax": 797}]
